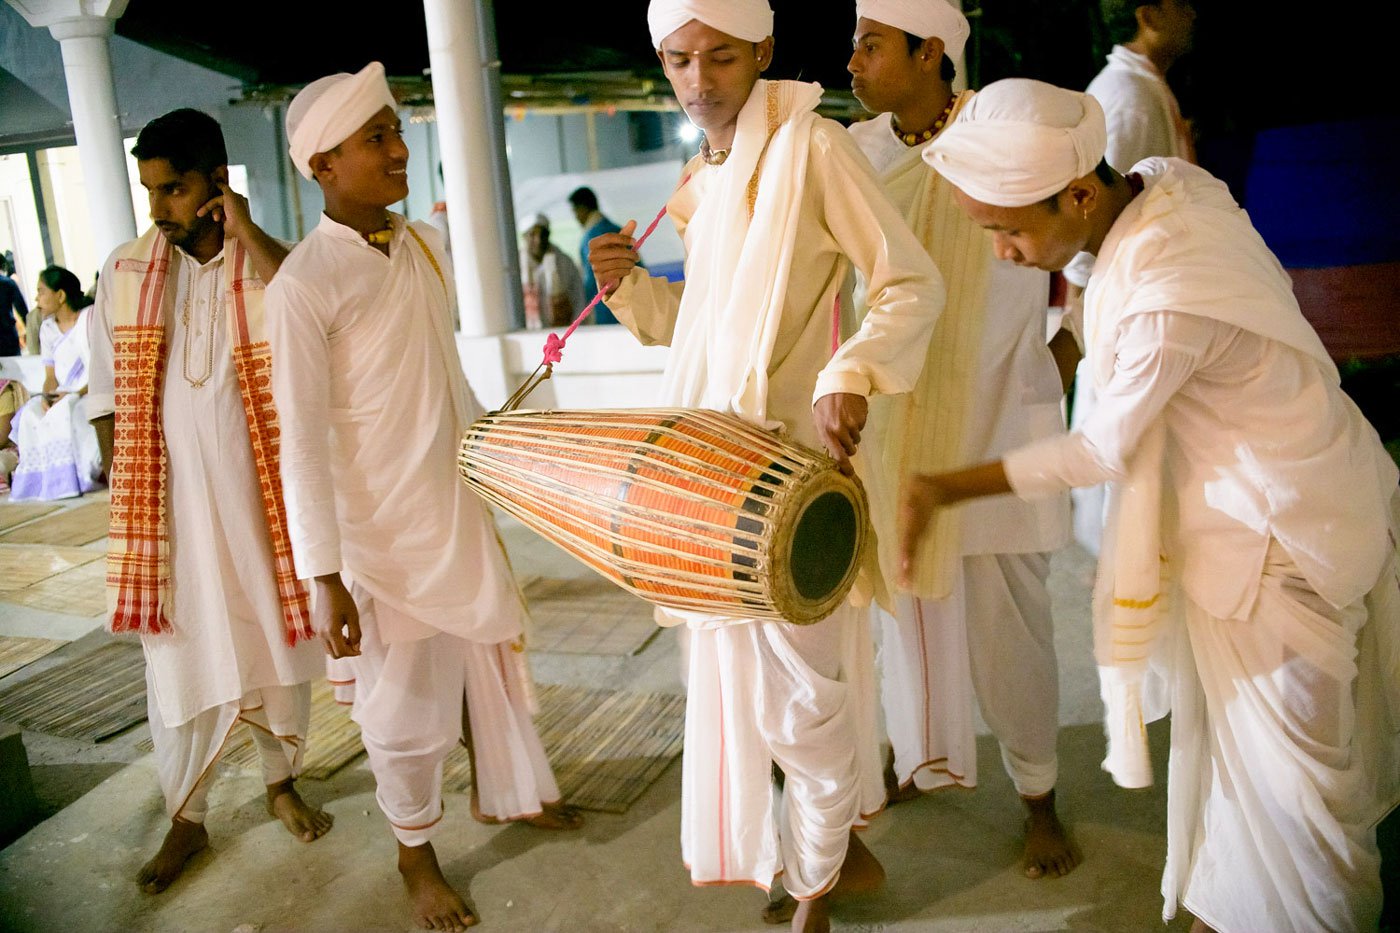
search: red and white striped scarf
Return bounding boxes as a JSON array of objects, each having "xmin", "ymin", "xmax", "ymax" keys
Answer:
[{"xmin": 106, "ymin": 226, "xmax": 313, "ymax": 645}]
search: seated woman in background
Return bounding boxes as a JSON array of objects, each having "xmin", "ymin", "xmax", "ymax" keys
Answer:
[{"xmin": 8, "ymin": 266, "xmax": 103, "ymax": 501}]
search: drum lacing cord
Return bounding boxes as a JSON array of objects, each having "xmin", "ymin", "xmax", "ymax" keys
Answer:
[{"xmin": 501, "ymin": 179, "xmax": 690, "ymax": 413}]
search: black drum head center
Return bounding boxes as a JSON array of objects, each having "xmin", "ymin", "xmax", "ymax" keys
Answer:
[{"xmin": 790, "ymin": 490, "xmax": 857, "ymax": 602}]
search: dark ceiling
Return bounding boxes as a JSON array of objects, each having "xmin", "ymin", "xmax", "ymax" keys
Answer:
[
  {"xmin": 113, "ymin": 0, "xmax": 1395, "ymax": 133},
  {"xmin": 113, "ymin": 1, "xmax": 845, "ymax": 87}
]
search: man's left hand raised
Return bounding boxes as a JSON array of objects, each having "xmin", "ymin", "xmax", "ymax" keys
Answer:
[{"xmin": 813, "ymin": 392, "xmax": 868, "ymax": 477}]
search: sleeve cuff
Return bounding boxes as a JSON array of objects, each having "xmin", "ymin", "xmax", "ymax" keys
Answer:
[
  {"xmin": 85, "ymin": 393, "xmax": 115, "ymax": 420},
  {"xmin": 1002, "ymin": 436, "xmax": 1078, "ymax": 500},
  {"xmin": 812, "ymin": 369, "xmax": 873, "ymax": 403},
  {"xmin": 608, "ymin": 269, "xmax": 641, "ymax": 310},
  {"xmin": 292, "ymin": 544, "xmax": 342, "ymax": 582}
]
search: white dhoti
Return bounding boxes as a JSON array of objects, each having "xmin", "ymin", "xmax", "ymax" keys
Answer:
[
  {"xmin": 1164, "ymin": 540, "xmax": 1399, "ymax": 932},
  {"xmin": 680, "ymin": 604, "xmax": 885, "ymax": 900},
  {"xmin": 879, "ymin": 552, "xmax": 1059, "ymax": 798},
  {"xmin": 345, "ymin": 585, "xmax": 559, "ymax": 848},
  {"xmin": 147, "ymin": 673, "xmax": 310, "ymax": 822}
]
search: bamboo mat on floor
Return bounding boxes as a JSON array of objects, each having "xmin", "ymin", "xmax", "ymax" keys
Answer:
[
  {"xmin": 0, "ymin": 543, "xmax": 101, "ymax": 591},
  {"xmin": 136, "ymin": 679, "xmax": 365, "ymax": 781},
  {"xmin": 442, "ymin": 683, "xmax": 685, "ymax": 814},
  {"xmin": 0, "ymin": 499, "xmax": 109, "ymax": 546},
  {"xmin": 0, "ymin": 636, "xmax": 67, "ymax": 680},
  {"xmin": 0, "ymin": 502, "xmax": 59, "ymax": 533},
  {"xmin": 522, "ymin": 576, "xmax": 661, "ymax": 657},
  {"xmin": 132, "ymin": 681, "xmax": 684, "ymax": 813},
  {"xmin": 0, "ymin": 641, "xmax": 146, "ymax": 741},
  {"xmin": 1, "ymin": 559, "xmax": 107, "ymax": 616}
]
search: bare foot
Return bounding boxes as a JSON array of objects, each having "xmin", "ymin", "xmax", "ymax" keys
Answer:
[
  {"xmin": 136, "ymin": 817, "xmax": 208, "ymax": 894},
  {"xmin": 833, "ymin": 831, "xmax": 885, "ymax": 895},
  {"xmin": 470, "ymin": 795, "xmax": 584, "ymax": 830},
  {"xmin": 762, "ymin": 894, "xmax": 796, "ymax": 925},
  {"xmin": 266, "ymin": 778, "xmax": 334, "ymax": 842},
  {"xmin": 761, "ymin": 832, "xmax": 884, "ymax": 925},
  {"xmin": 398, "ymin": 841, "xmax": 477, "ymax": 931},
  {"xmin": 1022, "ymin": 790, "xmax": 1080, "ymax": 879},
  {"xmin": 1189, "ymin": 919, "xmax": 1218, "ymax": 933},
  {"xmin": 882, "ymin": 752, "xmax": 921, "ymax": 806},
  {"xmin": 525, "ymin": 800, "xmax": 584, "ymax": 830},
  {"xmin": 791, "ymin": 896, "xmax": 831, "ymax": 933}
]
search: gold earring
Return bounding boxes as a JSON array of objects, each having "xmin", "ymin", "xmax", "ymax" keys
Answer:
[{"xmin": 1081, "ymin": 206, "xmax": 1089, "ymax": 221}]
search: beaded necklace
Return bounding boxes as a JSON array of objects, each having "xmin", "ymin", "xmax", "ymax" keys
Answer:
[{"xmin": 890, "ymin": 94, "xmax": 958, "ymax": 147}]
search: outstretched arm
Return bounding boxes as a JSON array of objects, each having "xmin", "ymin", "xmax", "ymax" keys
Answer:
[{"xmin": 898, "ymin": 462, "xmax": 1012, "ymax": 586}]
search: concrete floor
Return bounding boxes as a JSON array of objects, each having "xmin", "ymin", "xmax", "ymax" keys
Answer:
[{"xmin": 0, "ymin": 499, "xmax": 1383, "ymax": 931}]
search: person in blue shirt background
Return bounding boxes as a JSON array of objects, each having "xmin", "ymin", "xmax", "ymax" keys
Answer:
[
  {"xmin": 569, "ymin": 186, "xmax": 637, "ymax": 325},
  {"xmin": 0, "ymin": 252, "xmax": 30, "ymax": 357}
]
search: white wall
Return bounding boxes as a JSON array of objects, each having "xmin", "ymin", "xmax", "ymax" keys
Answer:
[{"xmin": 458, "ymin": 325, "xmax": 668, "ymax": 415}]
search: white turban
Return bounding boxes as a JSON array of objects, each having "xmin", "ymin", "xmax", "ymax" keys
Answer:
[
  {"xmin": 922, "ymin": 78, "xmax": 1107, "ymax": 207},
  {"xmin": 647, "ymin": 0, "xmax": 773, "ymax": 49},
  {"xmin": 856, "ymin": 0, "xmax": 970, "ymax": 62},
  {"xmin": 286, "ymin": 62, "xmax": 397, "ymax": 180}
]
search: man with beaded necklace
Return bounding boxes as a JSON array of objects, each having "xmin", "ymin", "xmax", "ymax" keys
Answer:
[
  {"xmin": 265, "ymin": 62, "xmax": 580, "ymax": 933},
  {"xmin": 844, "ymin": 0, "xmax": 1082, "ymax": 880}
]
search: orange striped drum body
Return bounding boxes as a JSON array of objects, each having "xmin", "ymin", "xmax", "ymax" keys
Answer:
[{"xmin": 459, "ymin": 409, "xmax": 869, "ymax": 624}]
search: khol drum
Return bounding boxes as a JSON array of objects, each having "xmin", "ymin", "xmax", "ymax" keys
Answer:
[{"xmin": 459, "ymin": 408, "xmax": 869, "ymax": 625}]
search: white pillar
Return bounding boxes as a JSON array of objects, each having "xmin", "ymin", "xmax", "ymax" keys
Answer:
[
  {"xmin": 423, "ymin": 0, "xmax": 516, "ymax": 337},
  {"xmin": 9, "ymin": 1, "xmax": 137, "ymax": 264}
]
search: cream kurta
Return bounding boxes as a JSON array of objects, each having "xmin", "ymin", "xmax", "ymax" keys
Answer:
[
  {"xmin": 610, "ymin": 121, "xmax": 942, "ymax": 453},
  {"xmin": 847, "ymin": 109, "xmax": 1066, "ymax": 798},
  {"xmin": 266, "ymin": 214, "xmax": 522, "ymax": 645},
  {"xmin": 848, "ymin": 111, "xmax": 1067, "ymax": 556},
  {"xmin": 89, "ymin": 245, "xmax": 322, "ymax": 728},
  {"xmin": 607, "ymin": 81, "xmax": 942, "ymax": 899}
]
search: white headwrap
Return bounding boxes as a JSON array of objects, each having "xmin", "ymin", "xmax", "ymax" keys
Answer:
[
  {"xmin": 286, "ymin": 62, "xmax": 398, "ymax": 180},
  {"xmin": 922, "ymin": 78, "xmax": 1107, "ymax": 207},
  {"xmin": 647, "ymin": 0, "xmax": 773, "ymax": 49},
  {"xmin": 855, "ymin": 0, "xmax": 970, "ymax": 62}
]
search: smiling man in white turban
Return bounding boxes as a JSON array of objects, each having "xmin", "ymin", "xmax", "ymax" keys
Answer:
[
  {"xmin": 844, "ymin": 2, "xmax": 1081, "ymax": 881},
  {"xmin": 266, "ymin": 61, "xmax": 580, "ymax": 933},
  {"xmin": 589, "ymin": 2, "xmax": 946, "ymax": 930},
  {"xmin": 900, "ymin": 77, "xmax": 1400, "ymax": 933}
]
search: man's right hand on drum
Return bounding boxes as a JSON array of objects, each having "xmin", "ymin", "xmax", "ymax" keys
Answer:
[
  {"xmin": 814, "ymin": 392, "xmax": 868, "ymax": 478},
  {"xmin": 588, "ymin": 219, "xmax": 639, "ymax": 298}
]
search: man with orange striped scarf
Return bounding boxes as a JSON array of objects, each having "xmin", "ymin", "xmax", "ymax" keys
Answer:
[{"xmin": 87, "ymin": 109, "xmax": 330, "ymax": 895}]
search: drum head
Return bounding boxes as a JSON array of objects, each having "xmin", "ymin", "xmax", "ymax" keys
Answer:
[
  {"xmin": 790, "ymin": 491, "xmax": 858, "ymax": 601},
  {"xmin": 771, "ymin": 470, "xmax": 868, "ymax": 624}
]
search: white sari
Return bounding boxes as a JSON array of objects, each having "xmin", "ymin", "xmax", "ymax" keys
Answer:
[{"xmin": 8, "ymin": 312, "xmax": 103, "ymax": 501}]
